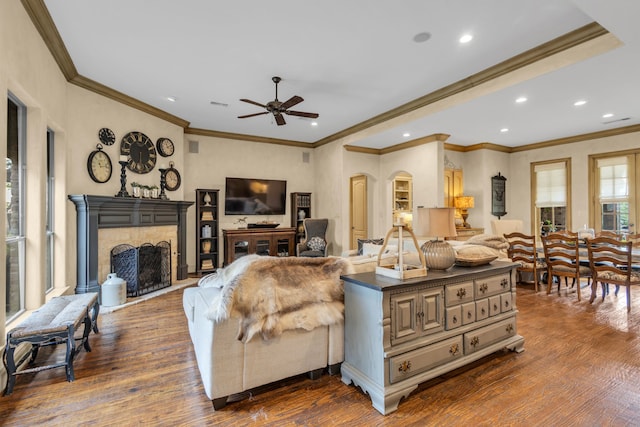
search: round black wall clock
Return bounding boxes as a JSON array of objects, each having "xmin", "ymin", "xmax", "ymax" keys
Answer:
[
  {"xmin": 156, "ymin": 137, "xmax": 175, "ymax": 157},
  {"xmin": 98, "ymin": 127, "xmax": 116, "ymax": 145},
  {"xmin": 164, "ymin": 162, "xmax": 181, "ymax": 191},
  {"xmin": 120, "ymin": 131, "xmax": 157, "ymax": 174},
  {"xmin": 87, "ymin": 143, "xmax": 113, "ymax": 183}
]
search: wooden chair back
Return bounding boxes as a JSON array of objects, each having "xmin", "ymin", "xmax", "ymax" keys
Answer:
[
  {"xmin": 504, "ymin": 232, "xmax": 543, "ymax": 292},
  {"xmin": 542, "ymin": 232, "xmax": 590, "ymax": 301},
  {"xmin": 586, "ymin": 236, "xmax": 639, "ymax": 311}
]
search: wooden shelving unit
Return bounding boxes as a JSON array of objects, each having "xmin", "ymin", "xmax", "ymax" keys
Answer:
[
  {"xmin": 195, "ymin": 189, "xmax": 219, "ymax": 276},
  {"xmin": 291, "ymin": 192, "xmax": 312, "ymax": 245},
  {"xmin": 392, "ymin": 176, "xmax": 412, "ymax": 227}
]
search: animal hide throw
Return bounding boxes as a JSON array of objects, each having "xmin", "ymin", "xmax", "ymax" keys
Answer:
[{"xmin": 200, "ymin": 255, "xmax": 353, "ymax": 343}]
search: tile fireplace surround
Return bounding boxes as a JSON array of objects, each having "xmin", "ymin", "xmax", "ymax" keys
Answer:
[{"xmin": 69, "ymin": 195, "xmax": 193, "ymax": 295}]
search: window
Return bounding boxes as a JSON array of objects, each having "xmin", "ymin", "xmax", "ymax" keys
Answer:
[
  {"xmin": 6, "ymin": 94, "xmax": 26, "ymax": 321},
  {"xmin": 592, "ymin": 155, "xmax": 636, "ymax": 234},
  {"xmin": 532, "ymin": 159, "xmax": 570, "ymax": 238},
  {"xmin": 46, "ymin": 129, "xmax": 55, "ymax": 293}
]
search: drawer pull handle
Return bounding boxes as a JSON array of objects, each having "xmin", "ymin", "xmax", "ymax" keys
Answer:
[
  {"xmin": 449, "ymin": 343, "xmax": 460, "ymax": 356},
  {"xmin": 470, "ymin": 336, "xmax": 480, "ymax": 348},
  {"xmin": 494, "ymin": 304, "xmax": 499, "ymax": 311},
  {"xmin": 501, "ymin": 278, "xmax": 509, "ymax": 288},
  {"xmin": 506, "ymin": 323, "xmax": 514, "ymax": 334},
  {"xmin": 398, "ymin": 360, "xmax": 412, "ymax": 373},
  {"xmin": 504, "ymin": 300, "xmax": 510, "ymax": 308},
  {"xmin": 452, "ymin": 315, "xmax": 458, "ymax": 324},
  {"xmin": 467, "ymin": 311, "xmax": 473, "ymax": 319},
  {"xmin": 416, "ymin": 311, "xmax": 424, "ymax": 322},
  {"xmin": 481, "ymin": 307, "xmax": 486, "ymax": 315},
  {"xmin": 456, "ymin": 288, "xmax": 467, "ymax": 298},
  {"xmin": 479, "ymin": 283, "xmax": 488, "ymax": 293}
]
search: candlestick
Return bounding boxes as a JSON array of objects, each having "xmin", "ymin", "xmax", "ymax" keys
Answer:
[
  {"xmin": 115, "ymin": 161, "xmax": 131, "ymax": 197},
  {"xmin": 159, "ymin": 168, "xmax": 168, "ymax": 200}
]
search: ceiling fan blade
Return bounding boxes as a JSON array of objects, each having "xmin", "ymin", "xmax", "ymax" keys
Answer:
[
  {"xmin": 285, "ymin": 110, "xmax": 319, "ymax": 119},
  {"xmin": 274, "ymin": 113, "xmax": 286, "ymax": 126},
  {"xmin": 240, "ymin": 98, "xmax": 266, "ymax": 108},
  {"xmin": 237, "ymin": 111, "xmax": 269, "ymax": 119},
  {"xmin": 279, "ymin": 95, "xmax": 303, "ymax": 111}
]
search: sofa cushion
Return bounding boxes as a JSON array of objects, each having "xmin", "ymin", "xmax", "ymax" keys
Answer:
[
  {"xmin": 357, "ymin": 238, "xmax": 384, "ymax": 255},
  {"xmin": 307, "ymin": 236, "xmax": 326, "ymax": 252}
]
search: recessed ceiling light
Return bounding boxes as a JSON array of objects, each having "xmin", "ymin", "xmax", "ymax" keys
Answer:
[
  {"xmin": 210, "ymin": 101, "xmax": 229, "ymax": 107},
  {"xmin": 459, "ymin": 34, "xmax": 473, "ymax": 44},
  {"xmin": 413, "ymin": 32, "xmax": 431, "ymax": 43},
  {"xmin": 403, "ymin": 132, "xmax": 411, "ymax": 138},
  {"xmin": 574, "ymin": 100, "xmax": 587, "ymax": 106},
  {"xmin": 515, "ymin": 97, "xmax": 527, "ymax": 103},
  {"xmin": 166, "ymin": 96, "xmax": 176, "ymax": 102},
  {"xmin": 311, "ymin": 122, "xmax": 318, "ymax": 127},
  {"xmin": 602, "ymin": 113, "xmax": 614, "ymax": 118},
  {"xmin": 500, "ymin": 128, "xmax": 509, "ymax": 133}
]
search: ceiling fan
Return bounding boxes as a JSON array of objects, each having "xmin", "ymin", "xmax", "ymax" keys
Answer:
[{"xmin": 238, "ymin": 76, "xmax": 319, "ymax": 126}]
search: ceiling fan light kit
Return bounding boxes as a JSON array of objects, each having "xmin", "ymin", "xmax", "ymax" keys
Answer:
[{"xmin": 238, "ymin": 76, "xmax": 319, "ymax": 126}]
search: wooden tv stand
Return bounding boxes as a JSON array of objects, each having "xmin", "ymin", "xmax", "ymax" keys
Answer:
[
  {"xmin": 340, "ymin": 262, "xmax": 524, "ymax": 415},
  {"xmin": 223, "ymin": 227, "xmax": 296, "ymax": 266}
]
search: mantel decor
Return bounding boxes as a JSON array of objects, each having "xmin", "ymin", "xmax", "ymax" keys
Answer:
[{"xmin": 491, "ymin": 172, "xmax": 507, "ymax": 219}]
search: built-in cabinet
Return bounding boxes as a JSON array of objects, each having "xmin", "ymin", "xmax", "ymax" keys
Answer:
[
  {"xmin": 223, "ymin": 228, "xmax": 296, "ymax": 266},
  {"xmin": 340, "ymin": 262, "xmax": 523, "ymax": 415},
  {"xmin": 195, "ymin": 189, "xmax": 219, "ymax": 275},
  {"xmin": 290, "ymin": 192, "xmax": 312, "ymax": 245},
  {"xmin": 392, "ymin": 175, "xmax": 412, "ymax": 226}
]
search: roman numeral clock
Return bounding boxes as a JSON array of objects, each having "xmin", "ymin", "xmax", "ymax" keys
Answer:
[{"xmin": 120, "ymin": 131, "xmax": 157, "ymax": 174}]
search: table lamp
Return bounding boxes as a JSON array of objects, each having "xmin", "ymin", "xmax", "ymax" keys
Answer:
[
  {"xmin": 416, "ymin": 207, "xmax": 458, "ymax": 270},
  {"xmin": 454, "ymin": 196, "xmax": 475, "ymax": 228}
]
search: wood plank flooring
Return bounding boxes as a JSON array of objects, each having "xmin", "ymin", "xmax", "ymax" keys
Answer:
[{"xmin": 2, "ymin": 281, "xmax": 640, "ymax": 426}]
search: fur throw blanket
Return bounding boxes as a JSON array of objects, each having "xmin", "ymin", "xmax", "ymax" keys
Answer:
[
  {"xmin": 199, "ymin": 255, "xmax": 353, "ymax": 343},
  {"xmin": 466, "ymin": 234, "xmax": 509, "ymax": 250}
]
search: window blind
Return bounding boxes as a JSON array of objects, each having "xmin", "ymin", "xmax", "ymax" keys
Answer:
[
  {"xmin": 597, "ymin": 156, "xmax": 628, "ymax": 201},
  {"xmin": 535, "ymin": 162, "xmax": 566, "ymax": 207}
]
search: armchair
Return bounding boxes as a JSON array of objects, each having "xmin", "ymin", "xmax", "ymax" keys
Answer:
[{"xmin": 297, "ymin": 218, "xmax": 329, "ymax": 257}]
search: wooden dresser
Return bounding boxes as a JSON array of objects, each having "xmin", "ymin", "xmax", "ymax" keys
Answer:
[
  {"xmin": 340, "ymin": 262, "xmax": 523, "ymax": 415},
  {"xmin": 453, "ymin": 227, "xmax": 484, "ymax": 241}
]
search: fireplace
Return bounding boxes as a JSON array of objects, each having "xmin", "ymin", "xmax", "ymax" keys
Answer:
[
  {"xmin": 69, "ymin": 195, "xmax": 193, "ymax": 295},
  {"xmin": 111, "ymin": 241, "xmax": 171, "ymax": 297}
]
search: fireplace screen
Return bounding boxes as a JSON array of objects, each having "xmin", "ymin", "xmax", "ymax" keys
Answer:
[{"xmin": 110, "ymin": 241, "xmax": 171, "ymax": 297}]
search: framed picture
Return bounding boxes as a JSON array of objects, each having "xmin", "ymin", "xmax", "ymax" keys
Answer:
[{"xmin": 491, "ymin": 173, "xmax": 507, "ymax": 218}]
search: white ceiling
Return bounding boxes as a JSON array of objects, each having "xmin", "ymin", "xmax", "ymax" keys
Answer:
[{"xmin": 42, "ymin": 0, "xmax": 640, "ymax": 149}]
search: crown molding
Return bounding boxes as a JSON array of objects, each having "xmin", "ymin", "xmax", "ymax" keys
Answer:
[{"xmin": 185, "ymin": 128, "xmax": 311, "ymax": 148}]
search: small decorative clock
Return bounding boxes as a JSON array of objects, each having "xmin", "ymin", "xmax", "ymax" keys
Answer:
[
  {"xmin": 120, "ymin": 131, "xmax": 157, "ymax": 174},
  {"xmin": 87, "ymin": 143, "xmax": 112, "ymax": 183},
  {"xmin": 164, "ymin": 162, "xmax": 181, "ymax": 191},
  {"xmin": 156, "ymin": 137, "xmax": 175, "ymax": 157},
  {"xmin": 98, "ymin": 127, "xmax": 116, "ymax": 145}
]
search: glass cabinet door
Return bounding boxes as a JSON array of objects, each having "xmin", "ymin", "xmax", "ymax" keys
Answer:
[
  {"xmin": 255, "ymin": 239, "xmax": 271, "ymax": 256},
  {"xmin": 276, "ymin": 238, "xmax": 290, "ymax": 256},
  {"xmin": 233, "ymin": 240, "xmax": 249, "ymax": 261}
]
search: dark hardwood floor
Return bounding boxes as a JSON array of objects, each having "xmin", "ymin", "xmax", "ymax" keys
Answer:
[{"xmin": 2, "ymin": 281, "xmax": 640, "ymax": 426}]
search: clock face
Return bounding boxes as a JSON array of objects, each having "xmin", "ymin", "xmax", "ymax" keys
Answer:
[
  {"xmin": 120, "ymin": 131, "xmax": 157, "ymax": 174},
  {"xmin": 98, "ymin": 127, "xmax": 115, "ymax": 145},
  {"xmin": 164, "ymin": 167, "xmax": 181, "ymax": 191},
  {"xmin": 156, "ymin": 137, "xmax": 175, "ymax": 157},
  {"xmin": 87, "ymin": 146, "xmax": 112, "ymax": 183}
]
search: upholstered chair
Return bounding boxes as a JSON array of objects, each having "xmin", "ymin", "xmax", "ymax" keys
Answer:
[{"xmin": 297, "ymin": 218, "xmax": 329, "ymax": 257}]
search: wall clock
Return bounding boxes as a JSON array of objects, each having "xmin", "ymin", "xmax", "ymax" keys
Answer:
[
  {"xmin": 491, "ymin": 172, "xmax": 507, "ymax": 218},
  {"xmin": 120, "ymin": 131, "xmax": 157, "ymax": 174},
  {"xmin": 156, "ymin": 137, "xmax": 175, "ymax": 157},
  {"xmin": 98, "ymin": 127, "xmax": 116, "ymax": 145},
  {"xmin": 164, "ymin": 162, "xmax": 181, "ymax": 191},
  {"xmin": 87, "ymin": 143, "xmax": 112, "ymax": 183}
]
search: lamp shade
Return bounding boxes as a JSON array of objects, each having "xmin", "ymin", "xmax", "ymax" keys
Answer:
[
  {"xmin": 416, "ymin": 207, "xmax": 457, "ymax": 238},
  {"xmin": 454, "ymin": 196, "xmax": 475, "ymax": 209}
]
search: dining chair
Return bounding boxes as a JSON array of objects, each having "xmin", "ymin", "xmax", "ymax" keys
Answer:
[
  {"xmin": 504, "ymin": 232, "xmax": 544, "ymax": 292},
  {"xmin": 586, "ymin": 236, "xmax": 640, "ymax": 311},
  {"xmin": 542, "ymin": 232, "xmax": 591, "ymax": 301}
]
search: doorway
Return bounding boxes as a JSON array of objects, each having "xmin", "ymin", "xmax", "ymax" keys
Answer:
[{"xmin": 350, "ymin": 175, "xmax": 368, "ymax": 250}]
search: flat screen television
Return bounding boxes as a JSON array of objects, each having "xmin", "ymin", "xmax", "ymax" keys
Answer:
[{"xmin": 224, "ymin": 177, "xmax": 287, "ymax": 215}]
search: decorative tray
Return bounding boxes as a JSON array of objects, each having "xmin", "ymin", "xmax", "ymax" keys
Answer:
[
  {"xmin": 247, "ymin": 223, "xmax": 280, "ymax": 229},
  {"xmin": 454, "ymin": 255, "xmax": 498, "ymax": 267}
]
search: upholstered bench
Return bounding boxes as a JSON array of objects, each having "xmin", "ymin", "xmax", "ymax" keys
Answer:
[{"xmin": 3, "ymin": 292, "xmax": 100, "ymax": 395}]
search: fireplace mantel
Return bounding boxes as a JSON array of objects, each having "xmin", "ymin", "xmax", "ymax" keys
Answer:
[{"xmin": 69, "ymin": 195, "xmax": 194, "ymax": 294}]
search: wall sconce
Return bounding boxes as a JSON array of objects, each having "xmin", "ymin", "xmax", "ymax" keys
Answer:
[
  {"xmin": 416, "ymin": 207, "xmax": 457, "ymax": 270},
  {"xmin": 454, "ymin": 196, "xmax": 475, "ymax": 229}
]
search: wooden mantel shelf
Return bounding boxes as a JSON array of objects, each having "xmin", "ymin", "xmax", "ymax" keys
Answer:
[{"xmin": 68, "ymin": 195, "xmax": 194, "ymax": 294}]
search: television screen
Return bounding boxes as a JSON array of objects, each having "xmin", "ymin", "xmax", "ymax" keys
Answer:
[{"xmin": 225, "ymin": 177, "xmax": 287, "ymax": 215}]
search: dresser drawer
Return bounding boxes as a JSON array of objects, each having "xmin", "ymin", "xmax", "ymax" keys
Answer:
[
  {"xmin": 445, "ymin": 306, "xmax": 462, "ymax": 330},
  {"xmin": 462, "ymin": 302, "xmax": 476, "ymax": 325},
  {"xmin": 501, "ymin": 293, "xmax": 513, "ymax": 313},
  {"xmin": 389, "ymin": 336, "xmax": 464, "ymax": 383},
  {"xmin": 489, "ymin": 295, "xmax": 501, "ymax": 316},
  {"xmin": 475, "ymin": 273, "xmax": 511, "ymax": 298},
  {"xmin": 445, "ymin": 281, "xmax": 474, "ymax": 306},
  {"xmin": 464, "ymin": 317, "xmax": 517, "ymax": 354},
  {"xmin": 476, "ymin": 299, "xmax": 489, "ymax": 321}
]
